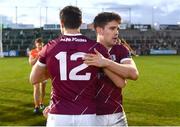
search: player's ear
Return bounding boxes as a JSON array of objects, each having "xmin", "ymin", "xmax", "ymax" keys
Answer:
[
  {"xmin": 60, "ymin": 20, "xmax": 64, "ymax": 28},
  {"xmin": 96, "ymin": 27, "xmax": 103, "ymax": 35}
]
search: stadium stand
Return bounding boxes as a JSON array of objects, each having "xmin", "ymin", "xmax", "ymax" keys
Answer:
[{"xmin": 2, "ymin": 27, "xmax": 180, "ymax": 56}]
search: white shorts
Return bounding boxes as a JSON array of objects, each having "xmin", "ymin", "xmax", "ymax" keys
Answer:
[
  {"xmin": 96, "ymin": 112, "xmax": 128, "ymax": 126},
  {"xmin": 46, "ymin": 113, "xmax": 96, "ymax": 127}
]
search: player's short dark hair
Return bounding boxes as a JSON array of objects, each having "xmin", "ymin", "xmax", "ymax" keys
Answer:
[
  {"xmin": 93, "ymin": 12, "xmax": 121, "ymax": 29},
  {"xmin": 34, "ymin": 38, "xmax": 43, "ymax": 44},
  {"xmin": 60, "ymin": 6, "xmax": 82, "ymax": 29}
]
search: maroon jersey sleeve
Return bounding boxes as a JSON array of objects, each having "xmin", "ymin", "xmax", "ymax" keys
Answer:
[
  {"xmin": 38, "ymin": 40, "xmax": 56, "ymax": 66},
  {"xmin": 111, "ymin": 44, "xmax": 131, "ymax": 63},
  {"xmin": 119, "ymin": 44, "xmax": 131, "ymax": 61}
]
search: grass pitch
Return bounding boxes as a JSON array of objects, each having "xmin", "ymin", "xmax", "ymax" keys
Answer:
[
  {"xmin": 0, "ymin": 56, "xmax": 180, "ymax": 125},
  {"xmin": 124, "ymin": 55, "xmax": 180, "ymax": 125}
]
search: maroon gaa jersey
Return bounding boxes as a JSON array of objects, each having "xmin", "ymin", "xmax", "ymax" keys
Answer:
[
  {"xmin": 38, "ymin": 34, "xmax": 109, "ymax": 115},
  {"xmin": 96, "ymin": 44, "xmax": 131, "ymax": 115}
]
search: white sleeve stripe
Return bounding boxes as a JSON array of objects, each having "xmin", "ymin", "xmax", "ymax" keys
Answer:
[
  {"xmin": 120, "ymin": 58, "xmax": 132, "ymax": 63},
  {"xmin": 37, "ymin": 60, "xmax": 46, "ymax": 67}
]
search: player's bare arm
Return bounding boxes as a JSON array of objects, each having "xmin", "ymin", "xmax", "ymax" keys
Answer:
[
  {"xmin": 104, "ymin": 58, "xmax": 139, "ymax": 80},
  {"xmin": 30, "ymin": 62, "xmax": 49, "ymax": 84},
  {"xmin": 84, "ymin": 49, "xmax": 139, "ymax": 80}
]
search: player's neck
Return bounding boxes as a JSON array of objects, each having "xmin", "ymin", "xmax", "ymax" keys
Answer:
[
  {"xmin": 63, "ymin": 29, "xmax": 80, "ymax": 35},
  {"xmin": 97, "ymin": 38, "xmax": 112, "ymax": 50}
]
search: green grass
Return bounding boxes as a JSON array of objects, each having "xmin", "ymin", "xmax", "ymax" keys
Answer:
[
  {"xmin": 123, "ymin": 55, "xmax": 180, "ymax": 125},
  {"xmin": 0, "ymin": 56, "xmax": 180, "ymax": 125},
  {"xmin": 0, "ymin": 57, "xmax": 51, "ymax": 126}
]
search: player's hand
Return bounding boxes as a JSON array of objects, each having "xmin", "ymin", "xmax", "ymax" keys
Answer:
[
  {"xmin": 43, "ymin": 106, "xmax": 50, "ymax": 118},
  {"xmin": 83, "ymin": 48, "xmax": 109, "ymax": 67}
]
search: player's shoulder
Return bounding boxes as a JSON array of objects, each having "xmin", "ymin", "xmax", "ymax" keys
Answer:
[
  {"xmin": 112, "ymin": 44, "xmax": 129, "ymax": 53},
  {"xmin": 88, "ymin": 41, "xmax": 107, "ymax": 52},
  {"xmin": 80, "ymin": 35, "xmax": 97, "ymax": 44},
  {"xmin": 112, "ymin": 44, "xmax": 128, "ymax": 50},
  {"xmin": 111, "ymin": 44, "xmax": 131, "ymax": 56},
  {"xmin": 48, "ymin": 37, "xmax": 60, "ymax": 44},
  {"xmin": 45, "ymin": 37, "xmax": 61, "ymax": 48},
  {"xmin": 95, "ymin": 42, "xmax": 107, "ymax": 50},
  {"xmin": 78, "ymin": 35, "xmax": 102, "ymax": 49}
]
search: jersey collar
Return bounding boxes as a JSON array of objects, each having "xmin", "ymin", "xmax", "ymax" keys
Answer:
[
  {"xmin": 108, "ymin": 47, "xmax": 112, "ymax": 53},
  {"xmin": 64, "ymin": 33, "xmax": 82, "ymax": 36}
]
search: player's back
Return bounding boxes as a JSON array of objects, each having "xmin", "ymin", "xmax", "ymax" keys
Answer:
[
  {"xmin": 39, "ymin": 34, "xmax": 108, "ymax": 115},
  {"xmin": 96, "ymin": 44, "xmax": 131, "ymax": 115}
]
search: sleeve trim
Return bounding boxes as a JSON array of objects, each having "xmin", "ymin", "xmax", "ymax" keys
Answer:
[
  {"xmin": 37, "ymin": 60, "xmax": 46, "ymax": 67},
  {"xmin": 120, "ymin": 58, "xmax": 132, "ymax": 63}
]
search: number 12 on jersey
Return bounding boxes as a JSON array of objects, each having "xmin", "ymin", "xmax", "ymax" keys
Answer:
[{"xmin": 55, "ymin": 51, "xmax": 91, "ymax": 81}]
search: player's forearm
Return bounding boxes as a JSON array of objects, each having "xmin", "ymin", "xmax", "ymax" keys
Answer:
[
  {"xmin": 103, "ymin": 68, "xmax": 127, "ymax": 88},
  {"xmin": 29, "ymin": 57, "xmax": 38, "ymax": 66},
  {"xmin": 104, "ymin": 59, "xmax": 139, "ymax": 80}
]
